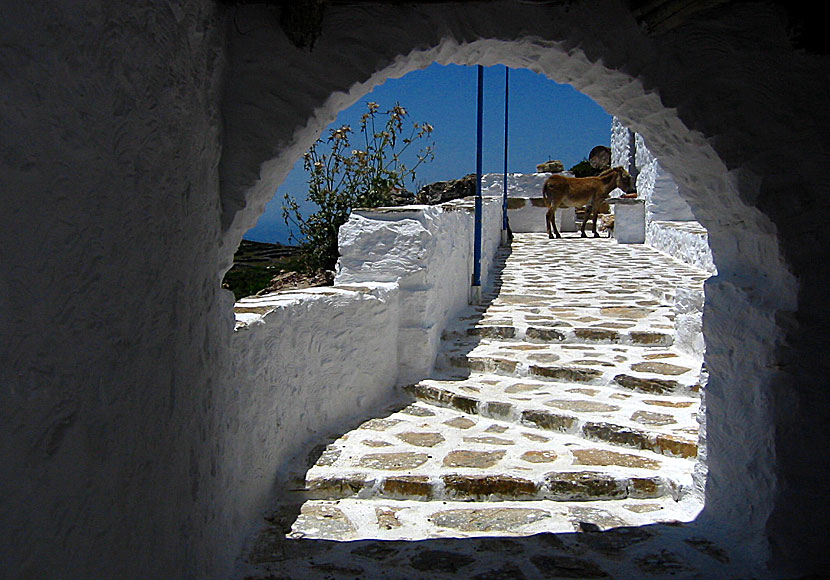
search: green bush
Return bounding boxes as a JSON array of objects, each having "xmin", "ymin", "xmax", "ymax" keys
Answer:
[
  {"xmin": 569, "ymin": 159, "xmax": 600, "ymax": 178},
  {"xmin": 222, "ymin": 265, "xmax": 278, "ymax": 301},
  {"xmin": 222, "ymin": 254, "xmax": 306, "ymax": 301},
  {"xmin": 283, "ymin": 102, "xmax": 434, "ymax": 271}
]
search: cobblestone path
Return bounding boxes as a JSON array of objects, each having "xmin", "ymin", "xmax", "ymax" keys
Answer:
[{"xmin": 236, "ymin": 234, "xmax": 757, "ymax": 579}]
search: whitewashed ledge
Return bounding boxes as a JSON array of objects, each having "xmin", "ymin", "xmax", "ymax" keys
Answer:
[
  {"xmin": 647, "ymin": 220, "xmax": 717, "ymax": 275},
  {"xmin": 228, "ymin": 280, "xmax": 403, "ymax": 523},
  {"xmin": 233, "ymin": 283, "xmax": 397, "ymax": 330},
  {"xmin": 233, "ymin": 195, "xmax": 505, "ymax": 384},
  {"xmin": 481, "ymin": 171, "xmax": 577, "ymax": 233},
  {"xmin": 336, "ymin": 196, "xmax": 504, "ymax": 383}
]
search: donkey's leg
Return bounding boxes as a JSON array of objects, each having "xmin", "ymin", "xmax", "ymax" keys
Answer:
[
  {"xmin": 545, "ymin": 205, "xmax": 552, "ymax": 238},
  {"xmin": 580, "ymin": 205, "xmax": 592, "ymax": 238},
  {"xmin": 553, "ymin": 203, "xmax": 563, "ymax": 239},
  {"xmin": 546, "ymin": 206, "xmax": 561, "ymax": 239},
  {"xmin": 591, "ymin": 206, "xmax": 601, "ymax": 237}
]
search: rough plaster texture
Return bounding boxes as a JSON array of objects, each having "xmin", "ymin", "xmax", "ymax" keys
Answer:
[
  {"xmin": 1, "ymin": 2, "xmax": 228, "ymax": 579},
  {"xmin": 612, "ymin": 116, "xmax": 715, "ymax": 270},
  {"xmin": 336, "ymin": 196, "xmax": 503, "ymax": 382},
  {"xmin": 611, "ymin": 115, "xmax": 632, "ymax": 171},
  {"xmin": 227, "ymin": 283, "xmax": 400, "ymax": 530},
  {"xmin": 636, "ymin": 132, "xmax": 696, "ymax": 223},
  {"xmin": 613, "ymin": 116, "xmax": 696, "ymax": 223},
  {"xmin": 1, "ymin": 1, "xmax": 828, "ymax": 579}
]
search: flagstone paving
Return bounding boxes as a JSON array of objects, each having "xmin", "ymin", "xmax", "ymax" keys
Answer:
[{"xmin": 234, "ymin": 233, "xmax": 763, "ymax": 579}]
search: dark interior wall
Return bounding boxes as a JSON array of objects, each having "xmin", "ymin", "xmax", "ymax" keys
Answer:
[
  {"xmin": 642, "ymin": 4, "xmax": 830, "ymax": 569},
  {"xmin": 0, "ymin": 2, "xmax": 230, "ymax": 578}
]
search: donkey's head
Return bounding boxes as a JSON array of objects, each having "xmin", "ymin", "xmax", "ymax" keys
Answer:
[{"xmin": 610, "ymin": 166, "xmax": 636, "ymax": 194}]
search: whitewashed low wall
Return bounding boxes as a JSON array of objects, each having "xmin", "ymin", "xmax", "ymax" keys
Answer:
[
  {"xmin": 482, "ymin": 171, "xmax": 549, "ymax": 199},
  {"xmin": 648, "ymin": 220, "xmax": 717, "ymax": 274},
  {"xmin": 481, "ymin": 172, "xmax": 577, "ymax": 233},
  {"xmin": 505, "ymin": 198, "xmax": 577, "ymax": 233},
  {"xmin": 612, "ymin": 117, "xmax": 715, "ymax": 273},
  {"xmin": 336, "ymin": 196, "xmax": 504, "ymax": 382},
  {"xmin": 229, "ymin": 283, "xmax": 400, "ymax": 505},
  {"xmin": 232, "ymin": 284, "xmax": 400, "ymax": 454}
]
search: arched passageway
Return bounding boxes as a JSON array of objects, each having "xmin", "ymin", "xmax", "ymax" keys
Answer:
[
  {"xmin": 231, "ymin": 59, "xmax": 719, "ymax": 574},
  {"xmin": 218, "ymin": 1, "xmax": 821, "ymax": 577}
]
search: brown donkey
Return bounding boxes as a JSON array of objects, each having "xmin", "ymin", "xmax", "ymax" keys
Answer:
[{"xmin": 542, "ymin": 166, "xmax": 635, "ymax": 239}]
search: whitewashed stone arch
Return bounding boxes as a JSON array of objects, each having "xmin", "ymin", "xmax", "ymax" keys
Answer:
[{"xmin": 219, "ymin": 0, "xmax": 820, "ymax": 574}]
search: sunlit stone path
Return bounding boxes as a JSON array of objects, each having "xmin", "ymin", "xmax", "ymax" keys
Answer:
[{"xmin": 235, "ymin": 233, "xmax": 758, "ymax": 579}]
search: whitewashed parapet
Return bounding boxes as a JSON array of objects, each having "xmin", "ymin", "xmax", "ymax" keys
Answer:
[
  {"xmin": 612, "ymin": 117, "xmax": 715, "ymax": 273},
  {"xmin": 611, "ymin": 117, "xmax": 631, "ymax": 169},
  {"xmin": 648, "ymin": 221, "xmax": 716, "ymax": 274},
  {"xmin": 229, "ymin": 283, "xmax": 400, "ymax": 516},
  {"xmin": 481, "ymin": 171, "xmax": 550, "ymax": 199},
  {"xmin": 506, "ymin": 199, "xmax": 577, "ymax": 234},
  {"xmin": 336, "ymin": 196, "xmax": 503, "ymax": 382}
]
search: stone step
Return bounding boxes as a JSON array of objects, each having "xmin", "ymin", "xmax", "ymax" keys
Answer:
[
  {"xmin": 305, "ymin": 469, "xmax": 680, "ymax": 503},
  {"xmin": 301, "ymin": 401, "xmax": 695, "ymax": 506},
  {"xmin": 456, "ymin": 323, "xmax": 674, "ymax": 347},
  {"xmin": 241, "ymin": 498, "xmax": 742, "ymax": 580},
  {"xmin": 404, "ymin": 379, "xmax": 699, "ymax": 459},
  {"xmin": 285, "ymin": 495, "xmax": 702, "ymax": 542},
  {"xmin": 436, "ymin": 341, "xmax": 702, "ymax": 396},
  {"xmin": 243, "ymin": 499, "xmax": 741, "ymax": 580}
]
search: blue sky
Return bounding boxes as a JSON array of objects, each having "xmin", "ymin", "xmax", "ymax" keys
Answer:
[{"xmin": 246, "ymin": 63, "xmax": 612, "ymax": 244}]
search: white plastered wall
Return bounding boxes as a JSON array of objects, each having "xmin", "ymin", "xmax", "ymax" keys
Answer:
[
  {"xmin": 2, "ymin": 1, "xmax": 827, "ymax": 579},
  {"xmin": 335, "ymin": 196, "xmax": 503, "ymax": 382},
  {"xmin": 613, "ymin": 117, "xmax": 717, "ymax": 272}
]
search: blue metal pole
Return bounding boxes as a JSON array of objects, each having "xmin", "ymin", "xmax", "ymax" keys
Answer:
[
  {"xmin": 502, "ymin": 66, "xmax": 509, "ymax": 236},
  {"xmin": 473, "ymin": 65, "xmax": 483, "ymax": 291}
]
